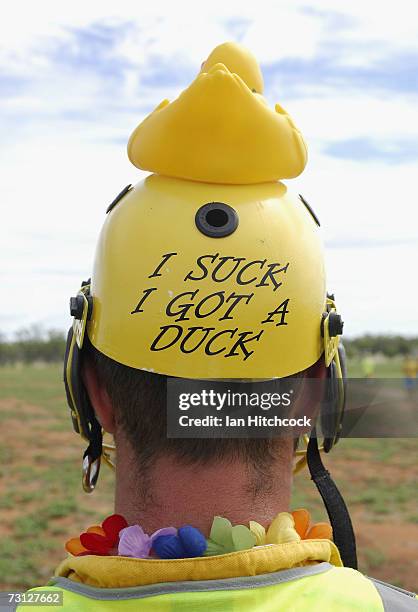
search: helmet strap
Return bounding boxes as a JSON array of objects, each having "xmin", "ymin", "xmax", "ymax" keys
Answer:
[
  {"xmin": 82, "ymin": 417, "xmax": 103, "ymax": 493},
  {"xmin": 307, "ymin": 431, "xmax": 357, "ymax": 569}
]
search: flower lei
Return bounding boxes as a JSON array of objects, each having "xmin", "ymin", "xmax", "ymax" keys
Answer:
[{"xmin": 65, "ymin": 508, "xmax": 332, "ymax": 559}]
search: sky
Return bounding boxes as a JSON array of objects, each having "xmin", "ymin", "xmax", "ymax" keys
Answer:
[{"xmin": 1, "ymin": 0, "xmax": 417, "ymax": 338}]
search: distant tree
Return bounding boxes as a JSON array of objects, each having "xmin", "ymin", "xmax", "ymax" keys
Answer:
[
  {"xmin": 344, "ymin": 335, "xmax": 418, "ymax": 358},
  {"xmin": 0, "ymin": 326, "xmax": 66, "ymax": 364},
  {"xmin": 0, "ymin": 328, "xmax": 417, "ymax": 365}
]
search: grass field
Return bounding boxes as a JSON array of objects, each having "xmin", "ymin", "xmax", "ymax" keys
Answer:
[{"xmin": 0, "ymin": 361, "xmax": 417, "ymax": 591}]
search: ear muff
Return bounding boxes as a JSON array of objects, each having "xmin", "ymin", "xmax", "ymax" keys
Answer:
[
  {"xmin": 63, "ymin": 326, "xmax": 99, "ymax": 441},
  {"xmin": 319, "ymin": 295, "xmax": 346, "ymax": 452},
  {"xmin": 63, "ymin": 282, "xmax": 103, "ymax": 492},
  {"xmin": 334, "ymin": 342, "xmax": 347, "ymax": 445},
  {"xmin": 320, "ymin": 359, "xmax": 338, "ymax": 452},
  {"xmin": 293, "ymin": 297, "xmax": 346, "ymax": 473},
  {"xmin": 321, "ymin": 342, "xmax": 347, "ymax": 452}
]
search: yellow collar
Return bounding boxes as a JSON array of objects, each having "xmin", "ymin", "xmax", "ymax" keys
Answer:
[{"xmin": 55, "ymin": 540, "xmax": 342, "ymax": 588}]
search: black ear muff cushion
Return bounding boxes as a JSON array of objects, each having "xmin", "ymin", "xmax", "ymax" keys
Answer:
[
  {"xmin": 335, "ymin": 343, "xmax": 347, "ymax": 444},
  {"xmin": 64, "ymin": 327, "xmax": 80, "ymax": 433},
  {"xmin": 338, "ymin": 341, "xmax": 348, "ymax": 379},
  {"xmin": 321, "ymin": 343, "xmax": 347, "ymax": 451},
  {"xmin": 321, "ymin": 362, "xmax": 339, "ymax": 452},
  {"xmin": 63, "ymin": 326, "xmax": 100, "ymax": 439}
]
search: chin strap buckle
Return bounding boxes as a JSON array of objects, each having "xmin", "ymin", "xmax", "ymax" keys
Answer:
[
  {"xmin": 82, "ymin": 416, "xmax": 103, "ymax": 493},
  {"xmin": 82, "ymin": 452, "xmax": 101, "ymax": 493}
]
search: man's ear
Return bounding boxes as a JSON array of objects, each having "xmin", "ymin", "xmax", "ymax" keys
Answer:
[{"xmin": 82, "ymin": 362, "xmax": 116, "ymax": 434}]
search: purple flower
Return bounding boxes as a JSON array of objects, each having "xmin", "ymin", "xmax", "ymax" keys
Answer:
[{"xmin": 118, "ymin": 525, "xmax": 177, "ymax": 558}]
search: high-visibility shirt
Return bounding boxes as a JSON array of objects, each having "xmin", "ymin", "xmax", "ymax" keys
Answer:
[
  {"xmin": 403, "ymin": 358, "xmax": 417, "ymax": 378},
  {"xmin": 16, "ymin": 539, "xmax": 417, "ymax": 611}
]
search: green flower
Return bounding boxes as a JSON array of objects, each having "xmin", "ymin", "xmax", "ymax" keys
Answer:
[{"xmin": 205, "ymin": 516, "xmax": 256, "ymax": 556}]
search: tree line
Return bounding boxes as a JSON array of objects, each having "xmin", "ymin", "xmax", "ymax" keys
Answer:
[
  {"xmin": 0, "ymin": 326, "xmax": 416, "ymax": 365},
  {"xmin": 0, "ymin": 326, "xmax": 67, "ymax": 365},
  {"xmin": 343, "ymin": 334, "xmax": 418, "ymax": 358}
]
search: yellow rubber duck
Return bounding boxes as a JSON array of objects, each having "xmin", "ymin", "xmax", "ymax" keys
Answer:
[{"xmin": 128, "ymin": 42, "xmax": 307, "ymax": 184}]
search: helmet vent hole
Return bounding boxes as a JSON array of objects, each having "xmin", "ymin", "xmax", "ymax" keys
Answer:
[
  {"xmin": 195, "ymin": 202, "xmax": 239, "ymax": 238},
  {"xmin": 205, "ymin": 208, "xmax": 229, "ymax": 228}
]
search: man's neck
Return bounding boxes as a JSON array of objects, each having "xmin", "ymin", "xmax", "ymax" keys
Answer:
[{"xmin": 114, "ymin": 443, "xmax": 293, "ymax": 536}]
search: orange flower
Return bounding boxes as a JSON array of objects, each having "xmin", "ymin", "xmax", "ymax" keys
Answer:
[{"xmin": 291, "ymin": 508, "xmax": 332, "ymax": 540}]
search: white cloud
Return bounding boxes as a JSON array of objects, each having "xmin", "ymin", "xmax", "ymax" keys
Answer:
[
  {"xmin": 281, "ymin": 95, "xmax": 418, "ymax": 142},
  {"xmin": 1, "ymin": 1, "xmax": 417, "ymax": 336}
]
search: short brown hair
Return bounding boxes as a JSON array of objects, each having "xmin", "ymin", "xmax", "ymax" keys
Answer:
[{"xmin": 84, "ymin": 338, "xmax": 300, "ymax": 489}]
